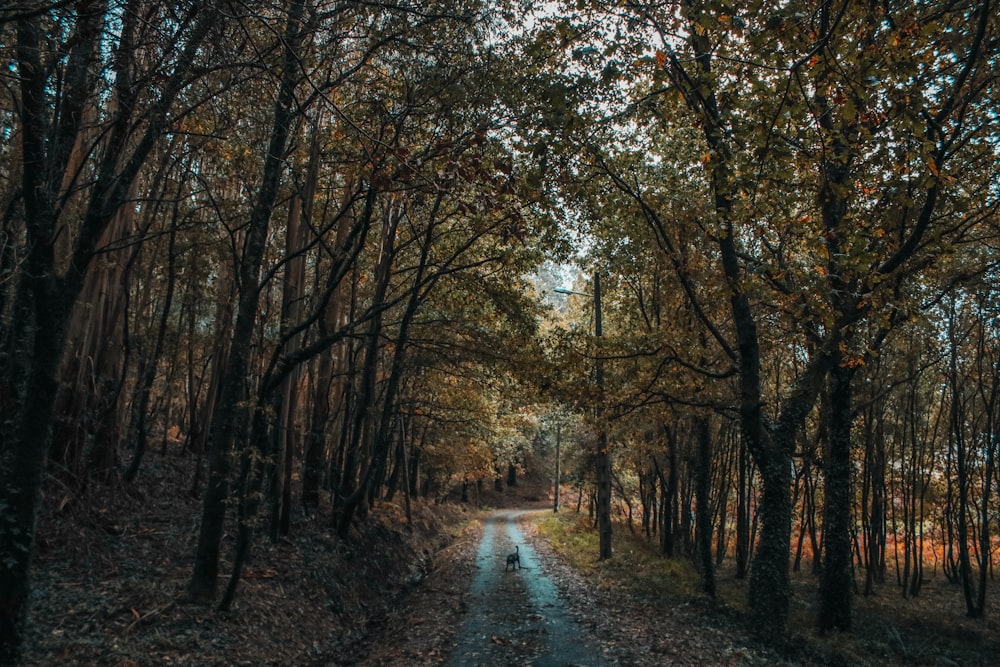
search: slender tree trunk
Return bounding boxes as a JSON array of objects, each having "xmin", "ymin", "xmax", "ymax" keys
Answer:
[
  {"xmin": 187, "ymin": 270, "xmax": 232, "ymax": 498},
  {"xmin": 335, "ymin": 203, "xmax": 399, "ymax": 538},
  {"xmin": 714, "ymin": 426, "xmax": 735, "ymax": 566},
  {"xmin": 187, "ymin": 0, "xmax": 306, "ymax": 602},
  {"xmin": 947, "ymin": 306, "xmax": 980, "ymax": 616},
  {"xmin": 386, "ymin": 432, "xmax": 405, "ymax": 502},
  {"xmin": 680, "ymin": 463, "xmax": 694, "ymax": 557},
  {"xmin": 974, "ymin": 335, "xmax": 999, "ymax": 615},
  {"xmin": 554, "ymin": 423, "xmax": 563, "ymax": 513},
  {"xmin": 806, "ymin": 465, "xmax": 822, "ymax": 576},
  {"xmin": 303, "ymin": 343, "xmax": 335, "ymax": 512},
  {"xmin": 695, "ymin": 416, "xmax": 715, "ymax": 596},
  {"xmin": 219, "ymin": 403, "xmax": 273, "ymax": 612},
  {"xmin": 657, "ymin": 426, "xmax": 679, "ymax": 557},
  {"xmin": 269, "ymin": 184, "xmax": 309, "ymax": 539},
  {"xmin": 640, "ymin": 467, "xmax": 653, "ymax": 538},
  {"xmin": 125, "ymin": 189, "xmax": 181, "ymax": 483},
  {"xmin": 408, "ymin": 440, "xmax": 422, "ymax": 498},
  {"xmin": 400, "ymin": 419, "xmax": 413, "ymax": 525},
  {"xmin": 794, "ymin": 458, "xmax": 817, "ymax": 573},
  {"xmin": 735, "ymin": 433, "xmax": 750, "ymax": 579},
  {"xmin": 942, "ymin": 410, "xmax": 960, "ymax": 584},
  {"xmin": 863, "ymin": 399, "xmax": 887, "ymax": 595},
  {"xmin": 301, "ymin": 158, "xmax": 353, "ymax": 514},
  {"xmin": 364, "ymin": 205, "xmax": 441, "ymax": 509}
]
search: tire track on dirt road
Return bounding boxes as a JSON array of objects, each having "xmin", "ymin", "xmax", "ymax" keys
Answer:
[{"xmin": 447, "ymin": 510, "xmax": 607, "ymax": 667}]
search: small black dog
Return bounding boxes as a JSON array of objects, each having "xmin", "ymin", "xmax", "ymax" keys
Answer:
[{"xmin": 505, "ymin": 545, "xmax": 520, "ymax": 571}]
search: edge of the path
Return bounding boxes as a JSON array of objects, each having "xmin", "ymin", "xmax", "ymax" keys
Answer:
[
  {"xmin": 345, "ymin": 503, "xmax": 616, "ymax": 666},
  {"xmin": 344, "ymin": 502, "xmax": 549, "ymax": 665}
]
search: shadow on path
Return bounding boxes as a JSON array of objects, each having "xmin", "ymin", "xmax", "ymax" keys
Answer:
[{"xmin": 447, "ymin": 510, "xmax": 607, "ymax": 667}]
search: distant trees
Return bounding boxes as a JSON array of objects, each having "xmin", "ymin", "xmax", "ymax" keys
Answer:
[{"xmin": 941, "ymin": 291, "xmax": 1000, "ymax": 618}]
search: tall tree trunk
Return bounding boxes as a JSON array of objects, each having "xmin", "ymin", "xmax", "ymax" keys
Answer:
[
  {"xmin": 735, "ymin": 432, "xmax": 750, "ymax": 579},
  {"xmin": 363, "ymin": 201, "xmax": 442, "ymax": 509},
  {"xmin": 947, "ymin": 304, "xmax": 980, "ymax": 617},
  {"xmin": 818, "ymin": 357, "xmax": 854, "ymax": 632},
  {"xmin": 187, "ymin": 267, "xmax": 234, "ymax": 497},
  {"xmin": 695, "ymin": 415, "xmax": 715, "ymax": 596},
  {"xmin": 862, "ymin": 398, "xmax": 887, "ymax": 596},
  {"xmin": 408, "ymin": 438, "xmax": 422, "ymax": 498},
  {"xmin": 219, "ymin": 403, "xmax": 273, "ymax": 612},
  {"xmin": 677, "ymin": 18, "xmax": 815, "ymax": 630},
  {"xmin": 974, "ymin": 344, "xmax": 998, "ymax": 616},
  {"xmin": 303, "ymin": 348, "xmax": 335, "ymax": 512},
  {"xmin": 124, "ymin": 189, "xmax": 181, "ymax": 483},
  {"xmin": 187, "ymin": 0, "xmax": 306, "ymax": 603},
  {"xmin": 399, "ymin": 419, "xmax": 413, "ymax": 524},
  {"xmin": 335, "ymin": 203, "xmax": 399, "ymax": 538},
  {"xmin": 269, "ymin": 173, "xmax": 311, "ymax": 539},
  {"xmin": 301, "ymin": 149, "xmax": 355, "ymax": 514},
  {"xmin": 655, "ymin": 425, "xmax": 679, "ymax": 557},
  {"xmin": 713, "ymin": 426, "xmax": 736, "ymax": 566}
]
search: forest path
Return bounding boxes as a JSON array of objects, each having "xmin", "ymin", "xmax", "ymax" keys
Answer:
[{"xmin": 446, "ymin": 509, "xmax": 608, "ymax": 667}]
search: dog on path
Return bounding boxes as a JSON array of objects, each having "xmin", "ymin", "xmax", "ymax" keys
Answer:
[{"xmin": 505, "ymin": 545, "xmax": 520, "ymax": 571}]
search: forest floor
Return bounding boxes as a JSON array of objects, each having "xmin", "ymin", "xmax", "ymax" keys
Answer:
[{"xmin": 19, "ymin": 455, "xmax": 1000, "ymax": 666}]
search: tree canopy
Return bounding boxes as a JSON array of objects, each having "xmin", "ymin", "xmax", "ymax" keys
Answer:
[{"xmin": 1, "ymin": 0, "xmax": 998, "ymax": 660}]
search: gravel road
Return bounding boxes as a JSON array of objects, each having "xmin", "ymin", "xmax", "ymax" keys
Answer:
[{"xmin": 447, "ymin": 510, "xmax": 608, "ymax": 667}]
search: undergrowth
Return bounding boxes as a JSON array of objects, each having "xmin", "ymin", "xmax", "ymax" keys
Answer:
[
  {"xmin": 535, "ymin": 511, "xmax": 1000, "ymax": 667},
  {"xmin": 538, "ymin": 513, "xmax": 703, "ymax": 599}
]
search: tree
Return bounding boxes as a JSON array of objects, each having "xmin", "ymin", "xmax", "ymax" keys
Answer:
[
  {"xmin": 187, "ymin": 0, "xmax": 309, "ymax": 605},
  {"xmin": 189, "ymin": 0, "xmax": 553, "ymax": 603},
  {"xmin": 941, "ymin": 288, "xmax": 1000, "ymax": 617},
  {"xmin": 529, "ymin": 0, "xmax": 999, "ymax": 635},
  {"xmin": 0, "ymin": 3, "xmax": 222, "ymax": 658}
]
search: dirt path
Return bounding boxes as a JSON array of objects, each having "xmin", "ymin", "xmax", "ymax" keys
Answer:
[
  {"xmin": 347, "ymin": 502, "xmax": 752, "ymax": 666},
  {"xmin": 447, "ymin": 510, "xmax": 608, "ymax": 667}
]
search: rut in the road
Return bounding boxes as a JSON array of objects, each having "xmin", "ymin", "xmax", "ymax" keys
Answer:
[{"xmin": 447, "ymin": 510, "xmax": 607, "ymax": 667}]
